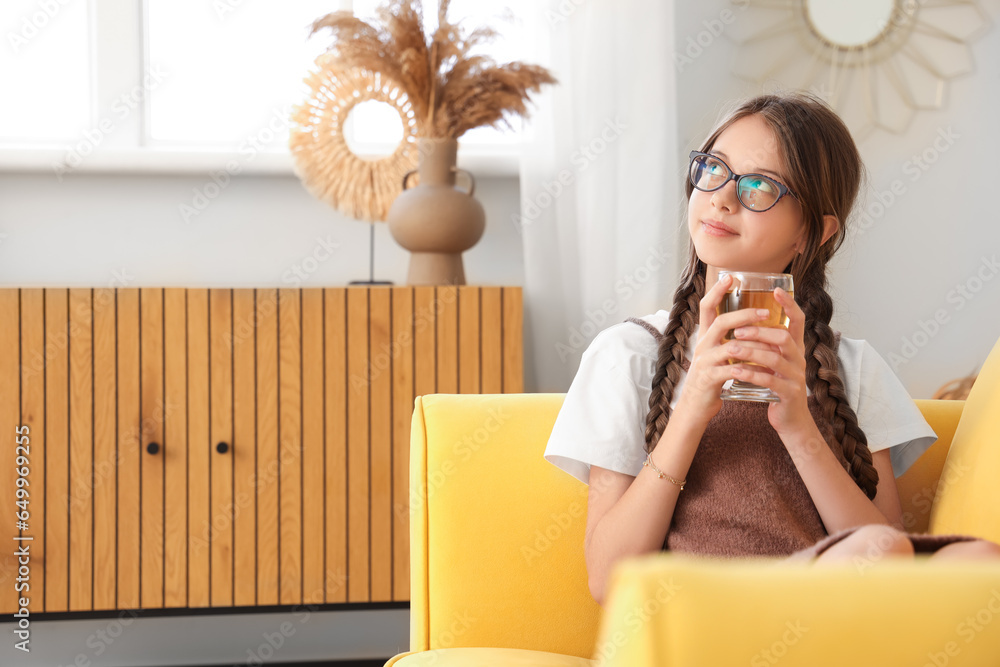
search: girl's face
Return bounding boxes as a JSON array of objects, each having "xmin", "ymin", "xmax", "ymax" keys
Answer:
[{"xmin": 688, "ymin": 114, "xmax": 805, "ymax": 280}]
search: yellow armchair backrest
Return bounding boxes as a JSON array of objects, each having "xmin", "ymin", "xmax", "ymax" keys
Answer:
[{"xmin": 930, "ymin": 333, "xmax": 1000, "ymax": 543}]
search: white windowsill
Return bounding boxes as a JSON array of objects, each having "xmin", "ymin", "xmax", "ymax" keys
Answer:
[{"xmin": 0, "ymin": 146, "xmax": 521, "ymax": 178}]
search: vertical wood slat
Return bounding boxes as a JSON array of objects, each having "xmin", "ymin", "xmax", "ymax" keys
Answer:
[
  {"xmin": 45, "ymin": 289, "xmax": 69, "ymax": 612},
  {"xmin": 480, "ymin": 288, "xmax": 503, "ymax": 394},
  {"xmin": 93, "ymin": 289, "xmax": 116, "ymax": 610},
  {"xmin": 1, "ymin": 290, "xmax": 22, "ymax": 614},
  {"xmin": 458, "ymin": 287, "xmax": 480, "ymax": 394},
  {"xmin": 232, "ymin": 290, "xmax": 256, "ymax": 608},
  {"xmin": 117, "ymin": 289, "xmax": 140, "ymax": 609},
  {"xmin": 436, "ymin": 286, "xmax": 458, "ymax": 394},
  {"xmin": 346, "ymin": 289, "xmax": 369, "ymax": 602},
  {"xmin": 301, "ymin": 289, "xmax": 324, "ymax": 604},
  {"xmin": 163, "ymin": 289, "xmax": 188, "ymax": 608},
  {"xmin": 325, "ymin": 289, "xmax": 348, "ymax": 603},
  {"xmin": 391, "ymin": 288, "xmax": 414, "ymax": 601},
  {"xmin": 210, "ymin": 290, "xmax": 234, "ymax": 606},
  {"xmin": 140, "ymin": 289, "xmax": 164, "ymax": 609},
  {"xmin": 409, "ymin": 287, "xmax": 437, "ymax": 606},
  {"xmin": 502, "ymin": 288, "xmax": 524, "ymax": 393},
  {"xmin": 413, "ymin": 287, "xmax": 437, "ymax": 401},
  {"xmin": 69, "ymin": 289, "xmax": 93, "ymax": 611},
  {"xmin": 187, "ymin": 289, "xmax": 210, "ymax": 607},
  {"xmin": 256, "ymin": 289, "xmax": 279, "ymax": 606},
  {"xmin": 278, "ymin": 289, "xmax": 302, "ymax": 605},
  {"xmin": 18, "ymin": 290, "xmax": 45, "ymax": 613},
  {"xmin": 370, "ymin": 288, "xmax": 393, "ymax": 602}
]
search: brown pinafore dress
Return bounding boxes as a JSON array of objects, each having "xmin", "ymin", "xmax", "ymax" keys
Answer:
[{"xmin": 624, "ymin": 316, "xmax": 979, "ymax": 560}]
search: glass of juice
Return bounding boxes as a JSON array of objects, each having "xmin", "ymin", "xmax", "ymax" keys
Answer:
[{"xmin": 716, "ymin": 270, "xmax": 794, "ymax": 403}]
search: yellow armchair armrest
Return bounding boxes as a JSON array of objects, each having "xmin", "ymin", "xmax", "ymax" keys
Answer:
[{"xmin": 597, "ymin": 552, "xmax": 1000, "ymax": 666}]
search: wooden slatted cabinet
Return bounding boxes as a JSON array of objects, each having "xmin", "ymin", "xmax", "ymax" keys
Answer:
[{"xmin": 0, "ymin": 285, "xmax": 522, "ymax": 614}]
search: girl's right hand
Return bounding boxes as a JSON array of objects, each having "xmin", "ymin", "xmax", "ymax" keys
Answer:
[{"xmin": 674, "ymin": 273, "xmax": 776, "ymax": 426}]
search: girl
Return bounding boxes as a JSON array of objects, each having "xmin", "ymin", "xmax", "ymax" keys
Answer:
[{"xmin": 543, "ymin": 92, "xmax": 1000, "ymax": 606}]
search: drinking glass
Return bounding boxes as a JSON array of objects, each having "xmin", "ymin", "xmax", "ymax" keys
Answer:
[{"xmin": 716, "ymin": 270, "xmax": 794, "ymax": 403}]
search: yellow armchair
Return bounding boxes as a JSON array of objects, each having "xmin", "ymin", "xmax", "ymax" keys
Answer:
[
  {"xmin": 385, "ymin": 334, "xmax": 1000, "ymax": 666},
  {"xmin": 385, "ymin": 392, "xmax": 602, "ymax": 666}
]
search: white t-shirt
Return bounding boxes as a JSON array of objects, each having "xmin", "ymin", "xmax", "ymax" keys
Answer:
[{"xmin": 544, "ymin": 309, "xmax": 938, "ymax": 485}]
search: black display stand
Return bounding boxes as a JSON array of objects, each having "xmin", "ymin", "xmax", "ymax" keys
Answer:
[{"xmin": 349, "ymin": 221, "xmax": 393, "ymax": 286}]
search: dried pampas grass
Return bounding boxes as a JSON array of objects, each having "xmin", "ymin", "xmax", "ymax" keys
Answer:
[
  {"xmin": 307, "ymin": 0, "xmax": 557, "ymax": 138},
  {"xmin": 290, "ymin": 0, "xmax": 556, "ymax": 222}
]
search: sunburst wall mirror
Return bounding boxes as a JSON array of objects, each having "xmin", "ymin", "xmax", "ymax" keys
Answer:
[{"xmin": 728, "ymin": 0, "xmax": 991, "ymax": 138}]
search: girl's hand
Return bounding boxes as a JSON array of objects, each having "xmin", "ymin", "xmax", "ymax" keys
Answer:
[
  {"xmin": 725, "ymin": 287, "xmax": 814, "ymax": 437},
  {"xmin": 674, "ymin": 274, "xmax": 782, "ymax": 427}
]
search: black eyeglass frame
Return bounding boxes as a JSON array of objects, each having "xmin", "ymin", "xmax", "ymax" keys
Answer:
[{"xmin": 688, "ymin": 150, "xmax": 798, "ymax": 213}]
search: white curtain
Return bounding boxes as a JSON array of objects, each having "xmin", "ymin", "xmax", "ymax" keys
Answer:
[{"xmin": 520, "ymin": 0, "xmax": 683, "ymax": 392}]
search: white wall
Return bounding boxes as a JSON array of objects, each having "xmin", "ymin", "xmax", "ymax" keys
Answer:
[
  {"xmin": 673, "ymin": 0, "xmax": 1000, "ymax": 399},
  {"xmin": 0, "ymin": 170, "xmax": 523, "ymax": 289}
]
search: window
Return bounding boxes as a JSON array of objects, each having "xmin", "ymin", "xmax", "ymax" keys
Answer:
[
  {"xmin": 0, "ymin": 0, "xmax": 91, "ymax": 143},
  {"xmin": 145, "ymin": 0, "xmax": 332, "ymax": 149},
  {"xmin": 0, "ymin": 1, "xmax": 535, "ymax": 174}
]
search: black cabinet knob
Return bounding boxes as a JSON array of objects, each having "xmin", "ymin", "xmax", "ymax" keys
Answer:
[
  {"xmin": 216, "ymin": 442, "xmax": 229, "ymax": 454},
  {"xmin": 146, "ymin": 442, "xmax": 159, "ymax": 455}
]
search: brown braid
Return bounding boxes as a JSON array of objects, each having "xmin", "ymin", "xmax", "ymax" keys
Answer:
[
  {"xmin": 642, "ymin": 261, "xmax": 705, "ymax": 455},
  {"xmin": 796, "ymin": 269, "xmax": 879, "ymax": 498}
]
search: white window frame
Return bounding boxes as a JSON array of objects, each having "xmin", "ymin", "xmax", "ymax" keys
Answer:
[{"xmin": 0, "ymin": 0, "xmax": 522, "ymax": 177}]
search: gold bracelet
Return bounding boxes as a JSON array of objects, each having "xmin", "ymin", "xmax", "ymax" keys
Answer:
[{"xmin": 642, "ymin": 453, "xmax": 686, "ymax": 490}]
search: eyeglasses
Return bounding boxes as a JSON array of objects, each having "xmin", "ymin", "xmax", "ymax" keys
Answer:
[{"xmin": 688, "ymin": 150, "xmax": 797, "ymax": 213}]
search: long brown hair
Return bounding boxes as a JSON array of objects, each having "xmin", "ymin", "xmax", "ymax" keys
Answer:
[{"xmin": 644, "ymin": 92, "xmax": 879, "ymax": 499}]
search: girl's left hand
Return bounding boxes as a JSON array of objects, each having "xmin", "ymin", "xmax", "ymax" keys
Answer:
[{"xmin": 726, "ymin": 287, "xmax": 813, "ymax": 437}]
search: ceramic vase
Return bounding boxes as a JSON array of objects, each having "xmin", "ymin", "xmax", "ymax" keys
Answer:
[{"xmin": 387, "ymin": 137, "xmax": 485, "ymax": 285}]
